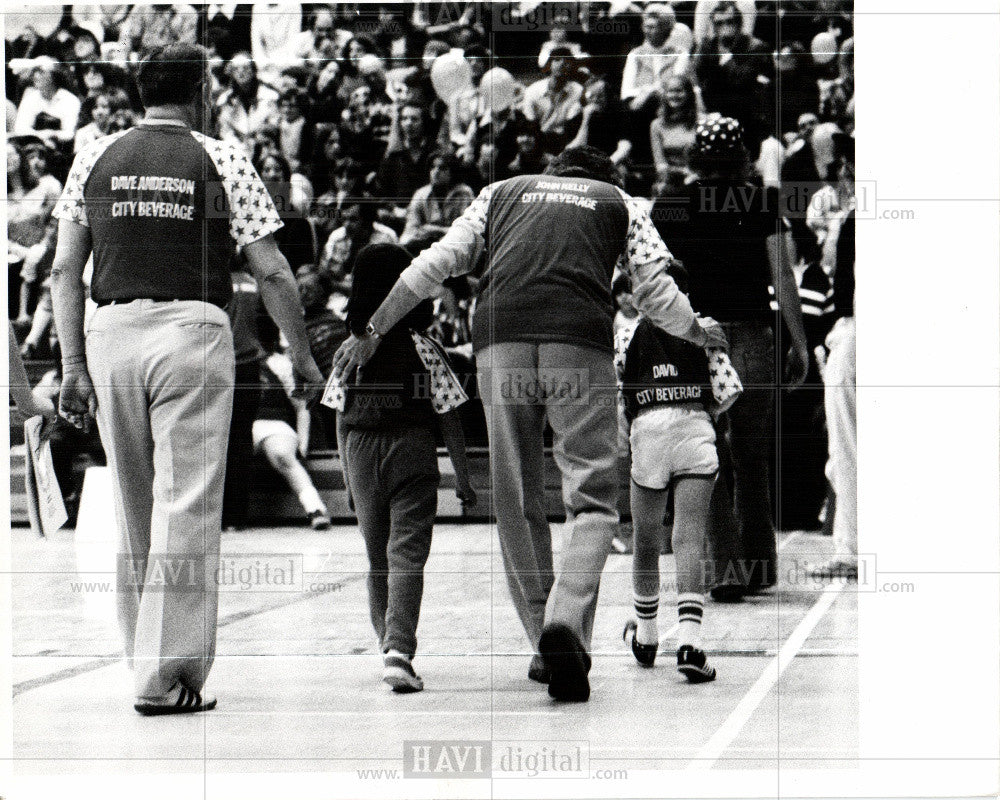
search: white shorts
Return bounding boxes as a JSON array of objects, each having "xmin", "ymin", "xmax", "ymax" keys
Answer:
[
  {"xmin": 252, "ymin": 419, "xmax": 296, "ymax": 453},
  {"xmin": 629, "ymin": 405, "xmax": 719, "ymax": 491}
]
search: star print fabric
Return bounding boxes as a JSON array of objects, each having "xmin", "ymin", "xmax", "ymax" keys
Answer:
[{"xmin": 193, "ymin": 131, "xmax": 283, "ymax": 247}]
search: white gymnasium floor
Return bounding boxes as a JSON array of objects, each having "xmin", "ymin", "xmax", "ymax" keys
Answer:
[{"xmin": 9, "ymin": 522, "xmax": 857, "ymax": 782}]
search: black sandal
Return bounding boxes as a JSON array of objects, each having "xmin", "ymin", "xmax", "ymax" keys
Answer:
[{"xmin": 134, "ymin": 684, "xmax": 217, "ymax": 716}]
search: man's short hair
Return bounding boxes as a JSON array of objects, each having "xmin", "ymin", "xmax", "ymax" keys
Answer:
[
  {"xmin": 544, "ymin": 146, "xmax": 623, "ymax": 189},
  {"xmin": 136, "ymin": 43, "xmax": 208, "ymax": 107}
]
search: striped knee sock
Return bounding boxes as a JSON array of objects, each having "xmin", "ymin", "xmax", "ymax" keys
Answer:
[
  {"xmin": 677, "ymin": 593, "xmax": 705, "ymax": 648},
  {"xmin": 633, "ymin": 591, "xmax": 660, "ymax": 645}
]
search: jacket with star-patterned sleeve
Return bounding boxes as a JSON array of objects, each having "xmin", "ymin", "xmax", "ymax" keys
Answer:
[
  {"xmin": 52, "ymin": 121, "xmax": 282, "ymax": 308},
  {"xmin": 398, "ymin": 173, "xmax": 703, "ymax": 354}
]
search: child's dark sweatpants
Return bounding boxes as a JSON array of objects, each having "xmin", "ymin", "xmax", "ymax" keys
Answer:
[{"xmin": 343, "ymin": 426, "xmax": 439, "ymax": 657}]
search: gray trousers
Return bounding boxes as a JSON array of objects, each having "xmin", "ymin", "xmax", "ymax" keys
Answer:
[
  {"xmin": 477, "ymin": 342, "xmax": 619, "ymax": 652},
  {"xmin": 342, "ymin": 426, "xmax": 439, "ymax": 657},
  {"xmin": 86, "ymin": 300, "xmax": 234, "ymax": 701}
]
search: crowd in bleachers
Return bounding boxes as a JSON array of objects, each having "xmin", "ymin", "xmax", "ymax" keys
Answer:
[{"xmin": 7, "ymin": 1, "xmax": 855, "ymax": 530}]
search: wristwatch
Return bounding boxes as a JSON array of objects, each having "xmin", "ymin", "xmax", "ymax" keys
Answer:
[{"xmin": 364, "ymin": 320, "xmax": 383, "ymax": 340}]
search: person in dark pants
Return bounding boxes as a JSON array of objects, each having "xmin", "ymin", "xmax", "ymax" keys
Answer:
[
  {"xmin": 223, "ymin": 265, "xmax": 266, "ymax": 530},
  {"xmin": 651, "ymin": 118, "xmax": 809, "ymax": 598},
  {"xmin": 327, "ymin": 243, "xmax": 476, "ymax": 694}
]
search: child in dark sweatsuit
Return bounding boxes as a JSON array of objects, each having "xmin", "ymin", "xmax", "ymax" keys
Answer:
[{"xmin": 325, "ymin": 242, "xmax": 476, "ymax": 693}]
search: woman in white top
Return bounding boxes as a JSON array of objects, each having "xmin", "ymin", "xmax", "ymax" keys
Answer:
[{"xmin": 14, "ymin": 57, "xmax": 81, "ymax": 147}]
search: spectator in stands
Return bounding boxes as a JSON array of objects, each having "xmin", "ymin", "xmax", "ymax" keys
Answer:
[
  {"xmin": 507, "ymin": 115, "xmax": 551, "ymax": 177},
  {"xmin": 318, "ymin": 197, "xmax": 399, "ymax": 295},
  {"xmin": 73, "ymin": 88, "xmax": 130, "ymax": 153},
  {"xmin": 292, "ymin": 6, "xmax": 344, "ymax": 67},
  {"xmin": 14, "ymin": 57, "xmax": 82, "ymax": 148},
  {"xmin": 216, "ymin": 52, "xmax": 281, "ymax": 149},
  {"xmin": 253, "ymin": 354, "xmax": 333, "ymax": 530},
  {"xmin": 693, "ymin": 1, "xmax": 773, "ymax": 151},
  {"xmin": 7, "ymin": 137, "xmax": 62, "ymax": 332},
  {"xmin": 254, "ymin": 152, "xmax": 316, "ymax": 270},
  {"xmin": 775, "ymin": 42, "xmax": 821, "ymax": 136},
  {"xmin": 341, "ymin": 85, "xmax": 390, "ymax": 172},
  {"xmin": 401, "ymin": 150, "xmax": 473, "ymax": 248},
  {"xmin": 118, "ymin": 4, "xmax": 197, "ymax": 58},
  {"xmin": 444, "ymin": 44, "xmax": 490, "ymax": 161},
  {"xmin": 277, "ymin": 87, "xmax": 313, "ymax": 173},
  {"xmin": 196, "ymin": 4, "xmax": 253, "ymax": 61},
  {"xmin": 310, "ymin": 156, "xmax": 366, "ymax": 244},
  {"xmin": 250, "ymin": 2, "xmax": 303, "ymax": 81},
  {"xmin": 376, "ymin": 102, "xmax": 435, "ymax": 226},
  {"xmin": 538, "ymin": 26, "xmax": 585, "ymax": 71},
  {"xmin": 223, "ymin": 265, "xmax": 267, "ymax": 531},
  {"xmin": 781, "ymin": 121, "xmax": 841, "ymax": 264},
  {"xmin": 566, "ymin": 76, "xmax": 632, "ymax": 170},
  {"xmin": 650, "ymin": 73, "xmax": 700, "ymax": 181},
  {"xmin": 620, "ymin": 4, "xmax": 692, "ymax": 114},
  {"xmin": 522, "ymin": 46, "xmax": 583, "ymax": 158}
]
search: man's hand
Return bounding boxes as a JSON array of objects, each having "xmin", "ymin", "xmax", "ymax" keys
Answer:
[
  {"xmin": 784, "ymin": 342, "xmax": 809, "ymax": 390},
  {"xmin": 59, "ymin": 367, "xmax": 97, "ymax": 431},
  {"xmin": 290, "ymin": 354, "xmax": 325, "ymax": 407},
  {"xmin": 697, "ymin": 317, "xmax": 728, "ymax": 350},
  {"xmin": 332, "ymin": 333, "xmax": 381, "ymax": 382}
]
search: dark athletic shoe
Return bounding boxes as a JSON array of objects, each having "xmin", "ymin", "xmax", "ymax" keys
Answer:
[
  {"xmin": 709, "ymin": 584, "xmax": 745, "ymax": 603},
  {"xmin": 622, "ymin": 620, "xmax": 658, "ymax": 667},
  {"xmin": 134, "ymin": 683, "xmax": 217, "ymax": 716},
  {"xmin": 677, "ymin": 645, "xmax": 717, "ymax": 684},
  {"xmin": 383, "ymin": 654, "xmax": 424, "ymax": 693},
  {"xmin": 538, "ymin": 623, "xmax": 591, "ymax": 702},
  {"xmin": 528, "ymin": 654, "xmax": 550, "ymax": 684}
]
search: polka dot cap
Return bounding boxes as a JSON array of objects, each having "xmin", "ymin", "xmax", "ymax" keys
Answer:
[{"xmin": 694, "ymin": 116, "xmax": 744, "ymax": 156}]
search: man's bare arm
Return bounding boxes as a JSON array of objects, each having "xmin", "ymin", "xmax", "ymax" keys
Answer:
[
  {"xmin": 243, "ymin": 234, "xmax": 324, "ymax": 398},
  {"xmin": 49, "ymin": 219, "xmax": 92, "ymax": 365}
]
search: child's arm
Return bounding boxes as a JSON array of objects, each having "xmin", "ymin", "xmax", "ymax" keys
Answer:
[{"xmin": 439, "ymin": 409, "xmax": 476, "ymax": 510}]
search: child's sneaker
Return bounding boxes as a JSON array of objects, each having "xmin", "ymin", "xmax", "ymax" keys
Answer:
[
  {"xmin": 383, "ymin": 653, "xmax": 424, "ymax": 693},
  {"xmin": 308, "ymin": 510, "xmax": 331, "ymax": 530},
  {"xmin": 676, "ymin": 644, "xmax": 716, "ymax": 683},
  {"xmin": 622, "ymin": 620, "xmax": 658, "ymax": 667}
]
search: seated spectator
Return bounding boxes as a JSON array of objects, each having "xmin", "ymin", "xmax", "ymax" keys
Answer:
[
  {"xmin": 774, "ymin": 42, "xmax": 821, "ymax": 136},
  {"xmin": 250, "ymin": 2, "xmax": 304, "ymax": 82},
  {"xmin": 566, "ymin": 75, "xmax": 632, "ymax": 168},
  {"xmin": 401, "ymin": 150, "xmax": 473, "ymax": 248},
  {"xmin": 196, "ymin": 3, "xmax": 253, "ymax": 61},
  {"xmin": 538, "ymin": 25, "xmax": 586, "ymax": 70},
  {"xmin": 376, "ymin": 102, "xmax": 436, "ymax": 226},
  {"xmin": 693, "ymin": 1, "xmax": 774, "ymax": 151},
  {"xmin": 620, "ymin": 4, "xmax": 693, "ymax": 114},
  {"xmin": 650, "ymin": 74, "xmax": 701, "ymax": 179},
  {"xmin": 781, "ymin": 121, "xmax": 841, "ymax": 264},
  {"xmin": 74, "ymin": 88, "xmax": 130, "ymax": 153},
  {"xmin": 292, "ymin": 6, "xmax": 346, "ymax": 68},
  {"xmin": 14, "ymin": 56, "xmax": 82, "ymax": 148},
  {"xmin": 117, "ymin": 4, "xmax": 197, "ymax": 58},
  {"xmin": 298, "ymin": 270, "xmax": 348, "ymax": 379},
  {"xmin": 254, "ymin": 152, "xmax": 317, "ymax": 270},
  {"xmin": 318, "ymin": 197, "xmax": 398, "ymax": 298},
  {"xmin": 443, "ymin": 44, "xmax": 491, "ymax": 161},
  {"xmin": 307, "ymin": 60, "xmax": 345, "ymax": 125},
  {"xmin": 522, "ymin": 46, "xmax": 583, "ymax": 157},
  {"xmin": 216, "ymin": 51, "xmax": 280, "ymax": 151},
  {"xmin": 278, "ymin": 88, "xmax": 313, "ymax": 173},
  {"xmin": 506, "ymin": 115, "xmax": 552, "ymax": 177},
  {"xmin": 253, "ymin": 354, "xmax": 333, "ymax": 530},
  {"xmin": 340, "ymin": 85, "xmax": 390, "ymax": 173},
  {"xmin": 310, "ymin": 156, "xmax": 368, "ymax": 243},
  {"xmin": 7, "ymin": 137, "xmax": 61, "ymax": 330}
]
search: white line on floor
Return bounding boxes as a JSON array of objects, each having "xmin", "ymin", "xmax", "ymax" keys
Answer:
[{"xmin": 686, "ymin": 582, "xmax": 846, "ymax": 771}]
